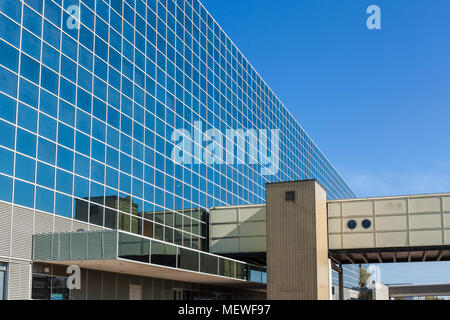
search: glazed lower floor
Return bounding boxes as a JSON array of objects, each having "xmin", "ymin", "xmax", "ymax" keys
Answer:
[{"xmin": 0, "ymin": 260, "xmax": 265, "ymax": 300}]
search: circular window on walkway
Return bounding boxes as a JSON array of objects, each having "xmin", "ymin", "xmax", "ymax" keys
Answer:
[
  {"xmin": 347, "ymin": 220, "xmax": 357, "ymax": 230},
  {"xmin": 362, "ymin": 219, "xmax": 372, "ymax": 229}
]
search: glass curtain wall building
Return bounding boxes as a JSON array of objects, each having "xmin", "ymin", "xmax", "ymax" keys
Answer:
[{"xmin": 0, "ymin": 0, "xmax": 355, "ymax": 299}]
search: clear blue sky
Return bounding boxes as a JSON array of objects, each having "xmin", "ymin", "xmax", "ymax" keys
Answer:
[{"xmin": 201, "ymin": 0, "xmax": 450, "ymax": 285}]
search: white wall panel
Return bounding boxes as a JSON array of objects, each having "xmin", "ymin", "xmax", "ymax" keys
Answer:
[
  {"xmin": 376, "ymin": 232, "xmax": 408, "ymax": 247},
  {"xmin": 327, "ymin": 203, "xmax": 341, "ymax": 218},
  {"xmin": 342, "ymin": 201, "xmax": 373, "ymax": 217},
  {"xmin": 410, "ymin": 230, "xmax": 442, "ymax": 246},
  {"xmin": 408, "ymin": 198, "xmax": 441, "ymax": 213},
  {"xmin": 328, "ymin": 219, "xmax": 341, "ymax": 233},
  {"xmin": 375, "ymin": 200, "xmax": 407, "ymax": 215},
  {"xmin": 238, "ymin": 207, "xmax": 265, "ymax": 222},
  {"xmin": 328, "ymin": 234, "xmax": 342, "ymax": 250},
  {"xmin": 343, "ymin": 234, "xmax": 374, "ymax": 249},
  {"xmin": 210, "ymin": 209, "xmax": 238, "ymax": 224},
  {"xmin": 409, "ymin": 214, "xmax": 442, "ymax": 230},
  {"xmin": 375, "ymin": 216, "xmax": 407, "ymax": 231}
]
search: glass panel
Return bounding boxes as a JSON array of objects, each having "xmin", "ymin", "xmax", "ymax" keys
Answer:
[
  {"xmin": 219, "ymin": 258, "xmax": 236, "ymax": 278},
  {"xmin": 143, "ymin": 220, "xmax": 153, "ymax": 238},
  {"xmin": 118, "ymin": 232, "xmax": 150, "ymax": 263},
  {"xmin": 13, "ymin": 180, "xmax": 34, "ymax": 207},
  {"xmin": 89, "ymin": 203, "xmax": 104, "ymax": 226},
  {"xmin": 151, "ymin": 241, "xmax": 177, "ymax": 268},
  {"xmin": 118, "ymin": 212, "xmax": 131, "ymax": 232},
  {"xmin": 178, "ymin": 248, "xmax": 199, "ymax": 272},
  {"xmin": 73, "ymin": 199, "xmax": 88, "ymax": 223},
  {"xmin": 51, "ymin": 276, "xmax": 69, "ymax": 300},
  {"xmin": 0, "ymin": 175, "xmax": 12, "ymax": 202},
  {"xmin": 236, "ymin": 263, "xmax": 247, "ymax": 280},
  {"xmin": 104, "ymin": 208, "xmax": 117, "ymax": 229},
  {"xmin": 35, "ymin": 187, "xmax": 54, "ymax": 213},
  {"xmin": 200, "ymin": 253, "xmax": 218, "ymax": 275},
  {"xmin": 32, "ymin": 274, "xmax": 51, "ymax": 300}
]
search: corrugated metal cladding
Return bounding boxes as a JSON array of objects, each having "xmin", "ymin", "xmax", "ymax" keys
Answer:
[
  {"xmin": 7, "ymin": 261, "xmax": 31, "ymax": 300},
  {"xmin": 0, "ymin": 200, "xmax": 106, "ymax": 299},
  {"xmin": 0, "ymin": 202, "xmax": 11, "ymax": 257}
]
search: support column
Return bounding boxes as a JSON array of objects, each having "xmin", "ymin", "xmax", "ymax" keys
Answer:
[
  {"xmin": 266, "ymin": 180, "xmax": 330, "ymax": 300},
  {"xmin": 339, "ymin": 264, "xmax": 344, "ymax": 300}
]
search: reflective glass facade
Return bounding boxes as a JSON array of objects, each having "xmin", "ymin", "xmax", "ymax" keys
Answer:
[{"xmin": 0, "ymin": 0, "xmax": 355, "ymax": 254}]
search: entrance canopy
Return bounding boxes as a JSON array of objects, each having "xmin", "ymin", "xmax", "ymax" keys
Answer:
[{"xmin": 32, "ymin": 230, "xmax": 266, "ymax": 290}]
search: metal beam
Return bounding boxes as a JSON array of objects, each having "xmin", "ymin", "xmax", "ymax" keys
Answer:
[
  {"xmin": 408, "ymin": 251, "xmax": 411, "ymax": 262},
  {"xmin": 344, "ymin": 254, "xmax": 355, "ymax": 264},
  {"xmin": 377, "ymin": 253, "xmax": 382, "ymax": 263},
  {"xmin": 422, "ymin": 251, "xmax": 428, "ymax": 262},
  {"xmin": 361, "ymin": 253, "xmax": 368, "ymax": 264},
  {"xmin": 330, "ymin": 261, "xmax": 342, "ymax": 273},
  {"xmin": 393, "ymin": 252, "xmax": 397, "ymax": 263},
  {"xmin": 330, "ymin": 255, "xmax": 340, "ymax": 265},
  {"xmin": 437, "ymin": 251, "xmax": 444, "ymax": 262}
]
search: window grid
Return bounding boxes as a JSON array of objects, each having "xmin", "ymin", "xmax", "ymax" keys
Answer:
[{"xmin": 0, "ymin": 0, "xmax": 355, "ymax": 251}]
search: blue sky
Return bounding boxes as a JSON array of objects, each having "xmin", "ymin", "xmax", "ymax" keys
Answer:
[{"xmin": 201, "ymin": 0, "xmax": 450, "ymax": 285}]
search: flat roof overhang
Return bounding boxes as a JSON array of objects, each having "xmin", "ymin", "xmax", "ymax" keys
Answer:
[
  {"xmin": 329, "ymin": 245, "xmax": 450, "ymax": 264},
  {"xmin": 32, "ymin": 230, "xmax": 266, "ymax": 291},
  {"xmin": 45, "ymin": 259, "xmax": 266, "ymax": 290}
]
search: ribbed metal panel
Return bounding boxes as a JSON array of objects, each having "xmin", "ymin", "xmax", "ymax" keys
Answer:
[
  {"xmin": 71, "ymin": 233, "xmax": 88, "ymax": 260},
  {"xmin": 0, "ymin": 202, "xmax": 12, "ymax": 257},
  {"xmin": 72, "ymin": 221, "xmax": 89, "ymax": 232},
  {"xmin": 86, "ymin": 270, "xmax": 102, "ymax": 300},
  {"xmin": 102, "ymin": 272, "xmax": 116, "ymax": 300},
  {"xmin": 51, "ymin": 234, "xmax": 59, "ymax": 260},
  {"xmin": 59, "ymin": 233, "xmax": 70, "ymax": 260},
  {"xmin": 7, "ymin": 262, "xmax": 30, "ymax": 300},
  {"xmin": 34, "ymin": 212, "xmax": 53, "ymax": 234},
  {"xmin": 116, "ymin": 274, "xmax": 130, "ymax": 300},
  {"xmin": 7, "ymin": 263, "xmax": 20, "ymax": 300},
  {"xmin": 88, "ymin": 224, "xmax": 103, "ymax": 231},
  {"xmin": 54, "ymin": 216, "xmax": 72, "ymax": 233},
  {"xmin": 19, "ymin": 264, "xmax": 30, "ymax": 299},
  {"xmin": 33, "ymin": 234, "xmax": 52, "ymax": 260},
  {"xmin": 11, "ymin": 206, "xmax": 34, "ymax": 260},
  {"xmin": 87, "ymin": 232, "xmax": 102, "ymax": 260},
  {"xmin": 163, "ymin": 280, "xmax": 173, "ymax": 300},
  {"xmin": 142, "ymin": 277, "xmax": 153, "ymax": 300},
  {"xmin": 153, "ymin": 278, "xmax": 164, "ymax": 300}
]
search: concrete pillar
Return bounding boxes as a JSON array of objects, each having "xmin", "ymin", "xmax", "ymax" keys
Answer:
[{"xmin": 266, "ymin": 180, "xmax": 330, "ymax": 300}]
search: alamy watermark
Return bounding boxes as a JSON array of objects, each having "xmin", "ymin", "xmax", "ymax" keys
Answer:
[
  {"xmin": 66, "ymin": 5, "xmax": 81, "ymax": 30},
  {"xmin": 366, "ymin": 5, "xmax": 381, "ymax": 30},
  {"xmin": 171, "ymin": 121, "xmax": 280, "ymax": 176}
]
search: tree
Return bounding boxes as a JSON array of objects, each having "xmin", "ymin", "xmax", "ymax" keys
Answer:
[
  {"xmin": 359, "ymin": 266, "xmax": 372, "ymax": 288},
  {"xmin": 358, "ymin": 266, "xmax": 373, "ymax": 300}
]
